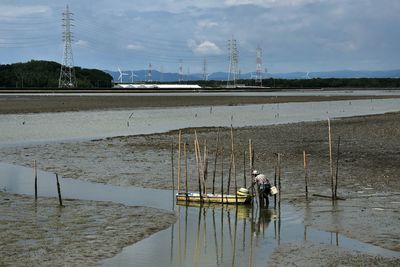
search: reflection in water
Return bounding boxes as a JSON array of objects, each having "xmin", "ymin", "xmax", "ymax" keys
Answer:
[{"xmin": 170, "ymin": 204, "xmax": 277, "ymax": 267}]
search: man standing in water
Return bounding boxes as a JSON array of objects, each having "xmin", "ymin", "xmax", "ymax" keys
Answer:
[{"xmin": 251, "ymin": 170, "xmax": 271, "ymax": 208}]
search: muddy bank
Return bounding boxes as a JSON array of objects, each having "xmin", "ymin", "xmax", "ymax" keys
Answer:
[
  {"xmin": 1, "ymin": 112, "xmax": 400, "ymax": 253},
  {"xmin": 0, "ymin": 192, "xmax": 176, "ymax": 267},
  {"xmin": 1, "ymin": 94, "xmax": 399, "ymax": 114},
  {"xmin": 268, "ymin": 241, "xmax": 400, "ymax": 267}
]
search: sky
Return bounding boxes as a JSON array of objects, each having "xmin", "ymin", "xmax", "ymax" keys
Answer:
[{"xmin": 0, "ymin": 0, "xmax": 399, "ymax": 74}]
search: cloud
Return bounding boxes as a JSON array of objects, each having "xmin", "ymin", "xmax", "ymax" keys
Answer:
[
  {"xmin": 188, "ymin": 40, "xmax": 223, "ymax": 55},
  {"xmin": 197, "ymin": 20, "xmax": 219, "ymax": 29},
  {"xmin": 223, "ymin": 0, "xmax": 320, "ymax": 7},
  {"xmin": 0, "ymin": 5, "xmax": 50, "ymax": 18},
  {"xmin": 75, "ymin": 40, "xmax": 89, "ymax": 48},
  {"xmin": 126, "ymin": 43, "xmax": 144, "ymax": 50}
]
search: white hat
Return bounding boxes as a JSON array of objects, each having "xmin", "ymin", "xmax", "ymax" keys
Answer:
[{"xmin": 252, "ymin": 170, "xmax": 260, "ymax": 175}]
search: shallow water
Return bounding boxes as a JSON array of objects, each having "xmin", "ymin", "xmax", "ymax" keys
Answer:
[
  {"xmin": 0, "ymin": 162, "xmax": 398, "ymax": 267},
  {"xmin": 1, "ymin": 98, "xmax": 400, "ymax": 146}
]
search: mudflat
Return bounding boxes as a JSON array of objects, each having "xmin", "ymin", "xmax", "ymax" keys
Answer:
[
  {"xmin": 1, "ymin": 95, "xmax": 399, "ymax": 265},
  {"xmin": 1, "ymin": 94, "xmax": 400, "ymax": 114}
]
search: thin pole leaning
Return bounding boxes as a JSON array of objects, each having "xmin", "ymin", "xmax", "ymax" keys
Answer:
[
  {"xmin": 194, "ymin": 138, "xmax": 202, "ymax": 201},
  {"xmin": 171, "ymin": 141, "xmax": 175, "ymax": 208},
  {"xmin": 212, "ymin": 129, "xmax": 220, "ymax": 194},
  {"xmin": 34, "ymin": 160, "xmax": 38, "ymax": 200},
  {"xmin": 335, "ymin": 136, "xmax": 341, "ymax": 199},
  {"xmin": 56, "ymin": 173, "xmax": 63, "ymax": 206},
  {"xmin": 184, "ymin": 142, "xmax": 188, "ymax": 201},
  {"xmin": 303, "ymin": 150, "xmax": 308, "ymax": 199},
  {"xmin": 230, "ymin": 126, "xmax": 238, "ymax": 204},
  {"xmin": 178, "ymin": 130, "xmax": 182, "ymax": 193},
  {"xmin": 328, "ymin": 118, "xmax": 334, "ymax": 200}
]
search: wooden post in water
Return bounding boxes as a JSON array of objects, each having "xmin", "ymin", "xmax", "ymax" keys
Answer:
[
  {"xmin": 171, "ymin": 141, "xmax": 175, "ymax": 207},
  {"xmin": 33, "ymin": 160, "xmax": 38, "ymax": 200},
  {"xmin": 221, "ymin": 147, "xmax": 224, "ymax": 203},
  {"xmin": 227, "ymin": 154, "xmax": 232, "ymax": 195},
  {"xmin": 203, "ymin": 141, "xmax": 208, "ymax": 195},
  {"xmin": 303, "ymin": 150, "xmax": 309, "ymax": 199},
  {"xmin": 230, "ymin": 127, "xmax": 238, "ymax": 204},
  {"xmin": 328, "ymin": 119, "xmax": 334, "ymax": 200},
  {"xmin": 274, "ymin": 165, "xmax": 277, "ymax": 209},
  {"xmin": 55, "ymin": 173, "xmax": 63, "ymax": 206},
  {"xmin": 184, "ymin": 142, "xmax": 188, "ymax": 200},
  {"xmin": 243, "ymin": 150, "xmax": 246, "ymax": 188},
  {"xmin": 277, "ymin": 153, "xmax": 281, "ymax": 205},
  {"xmin": 212, "ymin": 130, "xmax": 220, "ymax": 194},
  {"xmin": 194, "ymin": 138, "xmax": 202, "ymax": 201},
  {"xmin": 335, "ymin": 136, "xmax": 341, "ymax": 199},
  {"xmin": 178, "ymin": 130, "xmax": 182, "ymax": 193}
]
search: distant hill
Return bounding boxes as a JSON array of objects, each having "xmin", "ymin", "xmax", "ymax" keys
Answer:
[
  {"xmin": 0, "ymin": 60, "xmax": 113, "ymax": 88},
  {"xmin": 105, "ymin": 69, "xmax": 400, "ymax": 83}
]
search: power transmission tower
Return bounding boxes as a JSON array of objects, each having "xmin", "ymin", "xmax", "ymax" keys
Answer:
[
  {"xmin": 147, "ymin": 63, "xmax": 152, "ymax": 82},
  {"xmin": 227, "ymin": 35, "xmax": 238, "ymax": 87},
  {"xmin": 203, "ymin": 57, "xmax": 208, "ymax": 81},
  {"xmin": 59, "ymin": 5, "xmax": 76, "ymax": 88},
  {"xmin": 178, "ymin": 59, "xmax": 183, "ymax": 83},
  {"xmin": 256, "ymin": 45, "xmax": 263, "ymax": 86}
]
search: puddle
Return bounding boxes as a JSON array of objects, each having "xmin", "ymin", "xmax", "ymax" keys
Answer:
[
  {"xmin": 1, "ymin": 162, "xmax": 399, "ymax": 266},
  {"xmin": 1, "ymin": 98, "xmax": 400, "ymax": 146}
]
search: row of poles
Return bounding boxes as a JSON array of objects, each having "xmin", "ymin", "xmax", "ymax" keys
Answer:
[
  {"xmin": 33, "ymin": 160, "xmax": 63, "ymax": 206},
  {"xmin": 172, "ymin": 127, "xmax": 283, "ymax": 207}
]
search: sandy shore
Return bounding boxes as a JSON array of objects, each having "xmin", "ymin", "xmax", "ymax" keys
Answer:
[
  {"xmin": 0, "ymin": 192, "xmax": 176, "ymax": 267},
  {"xmin": 1, "ymin": 94, "xmax": 400, "ymax": 114}
]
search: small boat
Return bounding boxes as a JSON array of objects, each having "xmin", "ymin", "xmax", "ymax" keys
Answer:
[{"xmin": 176, "ymin": 188, "xmax": 252, "ymax": 204}]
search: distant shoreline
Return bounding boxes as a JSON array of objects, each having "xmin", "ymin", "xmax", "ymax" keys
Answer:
[{"xmin": 1, "ymin": 92, "xmax": 400, "ymax": 114}]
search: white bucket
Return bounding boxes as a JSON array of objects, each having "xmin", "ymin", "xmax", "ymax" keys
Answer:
[{"xmin": 270, "ymin": 186, "xmax": 278, "ymax": 195}]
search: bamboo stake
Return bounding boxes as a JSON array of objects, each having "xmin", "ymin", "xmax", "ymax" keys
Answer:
[
  {"xmin": 212, "ymin": 130, "xmax": 220, "ymax": 194},
  {"xmin": 203, "ymin": 141, "xmax": 208, "ymax": 195},
  {"xmin": 55, "ymin": 173, "xmax": 63, "ymax": 206},
  {"xmin": 221, "ymin": 147, "xmax": 224, "ymax": 203},
  {"xmin": 171, "ymin": 141, "xmax": 175, "ymax": 208},
  {"xmin": 243, "ymin": 150, "xmax": 246, "ymax": 188},
  {"xmin": 277, "ymin": 153, "xmax": 281, "ymax": 205},
  {"xmin": 178, "ymin": 130, "xmax": 182, "ymax": 193},
  {"xmin": 274, "ymin": 165, "xmax": 277, "ymax": 209},
  {"xmin": 194, "ymin": 138, "xmax": 202, "ymax": 201},
  {"xmin": 184, "ymin": 142, "xmax": 188, "ymax": 200},
  {"xmin": 303, "ymin": 150, "xmax": 308, "ymax": 199},
  {"xmin": 230, "ymin": 127, "xmax": 238, "ymax": 204},
  {"xmin": 33, "ymin": 160, "xmax": 38, "ymax": 200},
  {"xmin": 335, "ymin": 136, "xmax": 341, "ymax": 199},
  {"xmin": 328, "ymin": 118, "xmax": 334, "ymax": 200},
  {"xmin": 227, "ymin": 154, "xmax": 232, "ymax": 195}
]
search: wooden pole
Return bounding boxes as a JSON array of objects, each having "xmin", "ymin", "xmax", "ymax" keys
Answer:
[
  {"xmin": 34, "ymin": 160, "xmax": 38, "ymax": 200},
  {"xmin": 203, "ymin": 142, "xmax": 208, "ymax": 195},
  {"xmin": 328, "ymin": 118, "xmax": 334, "ymax": 200},
  {"xmin": 171, "ymin": 141, "xmax": 175, "ymax": 207},
  {"xmin": 55, "ymin": 173, "xmax": 63, "ymax": 206},
  {"xmin": 230, "ymin": 127, "xmax": 238, "ymax": 204},
  {"xmin": 274, "ymin": 165, "xmax": 277, "ymax": 209},
  {"xmin": 194, "ymin": 138, "xmax": 202, "ymax": 201},
  {"xmin": 278, "ymin": 153, "xmax": 281, "ymax": 205},
  {"xmin": 303, "ymin": 150, "xmax": 308, "ymax": 199},
  {"xmin": 227, "ymin": 154, "xmax": 232, "ymax": 195},
  {"xmin": 335, "ymin": 136, "xmax": 341, "ymax": 199},
  {"xmin": 178, "ymin": 130, "xmax": 182, "ymax": 193},
  {"xmin": 221, "ymin": 147, "xmax": 224, "ymax": 203},
  {"xmin": 212, "ymin": 130, "xmax": 220, "ymax": 194},
  {"xmin": 243, "ymin": 150, "xmax": 246, "ymax": 188},
  {"xmin": 184, "ymin": 142, "xmax": 188, "ymax": 199}
]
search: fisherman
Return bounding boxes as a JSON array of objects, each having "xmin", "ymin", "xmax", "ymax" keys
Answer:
[{"xmin": 251, "ymin": 170, "xmax": 271, "ymax": 208}]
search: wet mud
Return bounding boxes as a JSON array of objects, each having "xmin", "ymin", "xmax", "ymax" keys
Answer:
[
  {"xmin": 1, "ymin": 112, "xmax": 400, "ymax": 265},
  {"xmin": 0, "ymin": 192, "xmax": 176, "ymax": 267}
]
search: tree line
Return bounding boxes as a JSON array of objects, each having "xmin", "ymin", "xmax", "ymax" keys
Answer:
[{"xmin": 0, "ymin": 60, "xmax": 113, "ymax": 88}]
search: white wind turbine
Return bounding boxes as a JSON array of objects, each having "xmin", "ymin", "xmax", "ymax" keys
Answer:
[
  {"xmin": 117, "ymin": 67, "xmax": 129, "ymax": 83},
  {"xmin": 130, "ymin": 71, "xmax": 137, "ymax": 83}
]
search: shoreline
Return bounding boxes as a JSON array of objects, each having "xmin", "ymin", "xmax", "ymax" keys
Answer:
[{"xmin": 1, "ymin": 94, "xmax": 400, "ymax": 114}]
